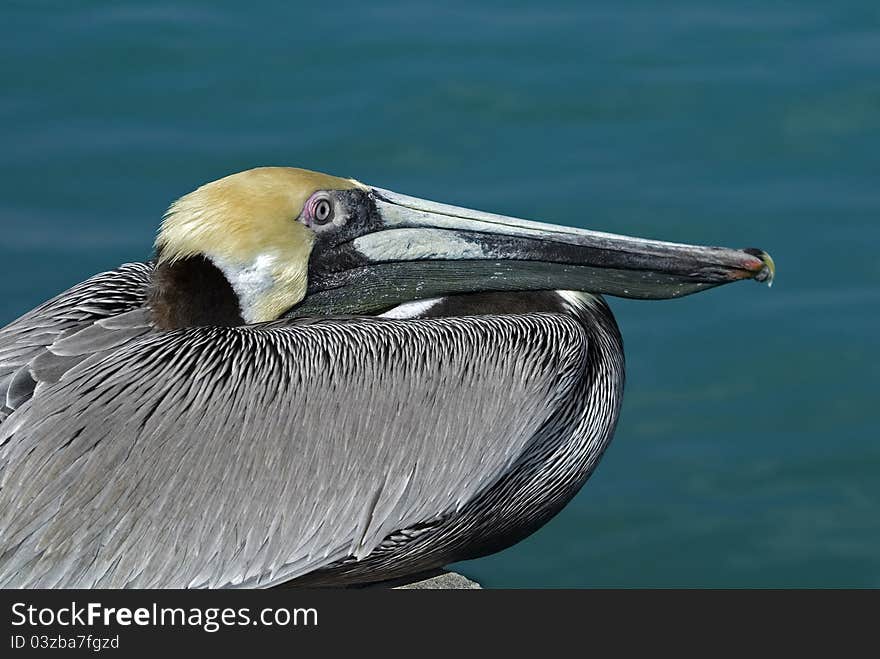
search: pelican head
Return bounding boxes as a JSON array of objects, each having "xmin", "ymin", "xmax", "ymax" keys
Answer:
[{"xmin": 151, "ymin": 166, "xmax": 774, "ymax": 327}]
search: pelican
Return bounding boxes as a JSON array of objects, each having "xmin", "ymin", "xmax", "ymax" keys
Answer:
[{"xmin": 0, "ymin": 167, "xmax": 774, "ymax": 588}]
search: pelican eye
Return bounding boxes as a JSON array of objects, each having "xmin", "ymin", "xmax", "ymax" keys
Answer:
[{"xmin": 314, "ymin": 198, "xmax": 333, "ymax": 224}]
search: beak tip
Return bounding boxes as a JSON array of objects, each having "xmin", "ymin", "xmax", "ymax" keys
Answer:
[{"xmin": 743, "ymin": 248, "xmax": 776, "ymax": 287}]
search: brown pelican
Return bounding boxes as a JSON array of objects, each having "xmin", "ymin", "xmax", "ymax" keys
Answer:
[{"xmin": 0, "ymin": 167, "xmax": 774, "ymax": 588}]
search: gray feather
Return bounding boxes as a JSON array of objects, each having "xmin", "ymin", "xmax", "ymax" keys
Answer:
[
  {"xmin": 0, "ymin": 263, "xmax": 151, "ymax": 415},
  {"xmin": 0, "ymin": 313, "xmax": 587, "ymax": 588},
  {"xmin": 6, "ymin": 366, "xmax": 36, "ymax": 411}
]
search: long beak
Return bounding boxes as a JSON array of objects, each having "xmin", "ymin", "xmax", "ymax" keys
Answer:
[{"xmin": 294, "ymin": 188, "xmax": 775, "ymax": 316}]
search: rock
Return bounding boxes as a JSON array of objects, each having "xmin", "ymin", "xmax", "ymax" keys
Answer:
[{"xmin": 393, "ymin": 570, "xmax": 481, "ymax": 589}]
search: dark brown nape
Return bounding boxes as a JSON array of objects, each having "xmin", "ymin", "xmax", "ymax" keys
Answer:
[{"xmin": 148, "ymin": 254, "xmax": 244, "ymax": 329}]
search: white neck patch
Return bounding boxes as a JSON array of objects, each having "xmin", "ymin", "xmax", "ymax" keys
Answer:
[
  {"xmin": 557, "ymin": 290, "xmax": 601, "ymax": 314},
  {"xmin": 211, "ymin": 253, "xmax": 278, "ymax": 324},
  {"xmin": 379, "ymin": 297, "xmax": 444, "ymax": 319}
]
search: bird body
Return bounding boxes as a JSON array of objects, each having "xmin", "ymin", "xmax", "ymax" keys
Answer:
[{"xmin": 0, "ymin": 167, "xmax": 773, "ymax": 587}]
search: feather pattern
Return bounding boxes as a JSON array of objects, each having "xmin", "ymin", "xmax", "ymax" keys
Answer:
[
  {"xmin": 0, "ymin": 311, "xmax": 591, "ymax": 588},
  {"xmin": 0, "ymin": 263, "xmax": 152, "ymax": 421}
]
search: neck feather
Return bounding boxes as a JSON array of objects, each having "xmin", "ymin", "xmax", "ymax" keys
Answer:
[{"xmin": 149, "ymin": 256, "xmax": 244, "ymax": 329}]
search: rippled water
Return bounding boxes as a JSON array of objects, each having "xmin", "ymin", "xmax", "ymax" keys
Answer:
[{"xmin": 2, "ymin": 1, "xmax": 877, "ymax": 586}]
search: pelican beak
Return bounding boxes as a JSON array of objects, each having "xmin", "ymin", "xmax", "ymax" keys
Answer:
[{"xmin": 293, "ymin": 187, "xmax": 775, "ymax": 316}]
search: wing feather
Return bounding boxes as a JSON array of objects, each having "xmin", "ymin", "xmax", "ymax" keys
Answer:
[
  {"xmin": 0, "ymin": 263, "xmax": 152, "ymax": 419},
  {"xmin": 0, "ymin": 313, "xmax": 587, "ymax": 588}
]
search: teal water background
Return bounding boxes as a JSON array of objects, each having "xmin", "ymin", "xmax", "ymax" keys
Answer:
[{"xmin": 1, "ymin": 1, "xmax": 877, "ymax": 586}]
